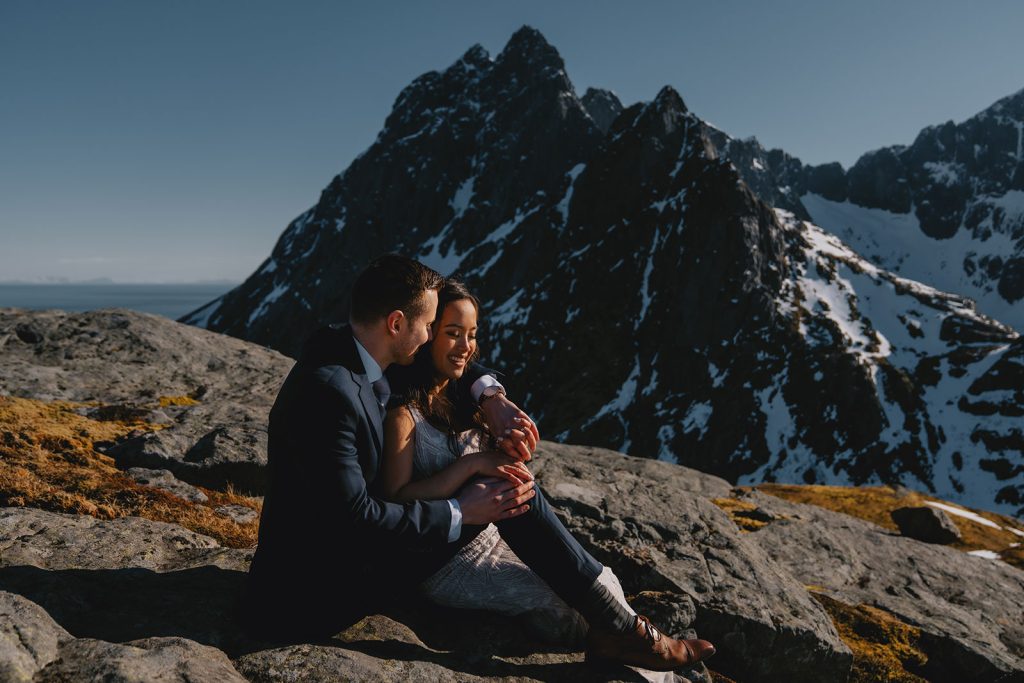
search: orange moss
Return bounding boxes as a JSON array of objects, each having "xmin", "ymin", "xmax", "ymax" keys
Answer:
[
  {"xmin": 812, "ymin": 592, "xmax": 928, "ymax": 682},
  {"xmin": 752, "ymin": 483, "xmax": 1024, "ymax": 570},
  {"xmin": 0, "ymin": 396, "xmax": 259, "ymax": 548},
  {"xmin": 710, "ymin": 497, "xmax": 773, "ymax": 532},
  {"xmin": 158, "ymin": 395, "xmax": 200, "ymax": 407}
]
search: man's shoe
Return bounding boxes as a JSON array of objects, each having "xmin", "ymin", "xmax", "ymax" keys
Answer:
[{"xmin": 585, "ymin": 614, "xmax": 716, "ymax": 671}]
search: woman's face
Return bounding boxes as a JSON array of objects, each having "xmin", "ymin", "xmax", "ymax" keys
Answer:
[{"xmin": 431, "ymin": 298, "xmax": 478, "ymax": 381}]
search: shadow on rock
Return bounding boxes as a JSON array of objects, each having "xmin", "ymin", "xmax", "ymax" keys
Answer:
[{"xmin": 0, "ymin": 564, "xmax": 256, "ymax": 656}]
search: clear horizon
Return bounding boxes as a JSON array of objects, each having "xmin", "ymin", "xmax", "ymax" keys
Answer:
[{"xmin": 3, "ymin": 1, "xmax": 1023, "ymax": 283}]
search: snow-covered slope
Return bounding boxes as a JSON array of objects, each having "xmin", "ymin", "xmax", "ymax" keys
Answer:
[
  {"xmin": 708, "ymin": 88, "xmax": 1024, "ymax": 331},
  {"xmin": 802, "ymin": 190, "xmax": 1024, "ymax": 330},
  {"xmin": 747, "ymin": 211, "xmax": 1022, "ymax": 514}
]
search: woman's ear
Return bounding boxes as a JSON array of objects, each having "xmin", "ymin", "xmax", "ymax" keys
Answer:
[{"xmin": 386, "ymin": 310, "xmax": 405, "ymax": 337}]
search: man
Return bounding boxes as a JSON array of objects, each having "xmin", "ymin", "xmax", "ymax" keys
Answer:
[{"xmin": 245, "ymin": 254, "xmax": 715, "ymax": 671}]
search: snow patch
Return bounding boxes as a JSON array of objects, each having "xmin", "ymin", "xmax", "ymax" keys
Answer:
[
  {"xmin": 555, "ymin": 163, "xmax": 585, "ymax": 224},
  {"xmin": 924, "ymin": 501, "xmax": 1001, "ymax": 529},
  {"xmin": 451, "ymin": 176, "xmax": 476, "ymax": 220},
  {"xmin": 682, "ymin": 402, "xmax": 712, "ymax": 438},
  {"xmin": 967, "ymin": 549, "xmax": 1001, "ymax": 560},
  {"xmin": 247, "ymin": 283, "xmax": 289, "ymax": 328},
  {"xmin": 185, "ymin": 296, "xmax": 222, "ymax": 328}
]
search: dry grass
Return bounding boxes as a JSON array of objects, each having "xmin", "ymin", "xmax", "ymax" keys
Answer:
[
  {"xmin": 812, "ymin": 592, "xmax": 928, "ymax": 682},
  {"xmin": 751, "ymin": 483, "xmax": 1024, "ymax": 570},
  {"xmin": 0, "ymin": 396, "xmax": 260, "ymax": 548}
]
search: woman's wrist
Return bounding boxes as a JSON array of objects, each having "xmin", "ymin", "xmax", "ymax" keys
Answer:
[{"xmin": 459, "ymin": 451, "xmax": 481, "ymax": 477}]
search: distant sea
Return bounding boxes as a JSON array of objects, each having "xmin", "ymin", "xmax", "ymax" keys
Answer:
[{"xmin": 0, "ymin": 283, "xmax": 236, "ymax": 321}]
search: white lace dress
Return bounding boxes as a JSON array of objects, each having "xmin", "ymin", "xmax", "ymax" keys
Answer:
[{"xmin": 408, "ymin": 405, "xmax": 634, "ymax": 645}]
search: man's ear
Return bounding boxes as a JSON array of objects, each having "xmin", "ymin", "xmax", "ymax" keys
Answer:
[{"xmin": 385, "ymin": 310, "xmax": 405, "ymax": 337}]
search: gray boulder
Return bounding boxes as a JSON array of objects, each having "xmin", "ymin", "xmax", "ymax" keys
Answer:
[
  {"xmin": 107, "ymin": 406, "xmax": 270, "ymax": 495},
  {"xmin": 0, "ymin": 308, "xmax": 292, "ymax": 405},
  {"xmin": 890, "ymin": 505, "xmax": 962, "ymax": 544},
  {"xmin": 742, "ymin": 489, "xmax": 1024, "ymax": 681},
  {"xmin": 0, "ymin": 508, "xmax": 252, "ymax": 654},
  {"xmin": 0, "ymin": 507, "xmax": 244, "ymax": 572},
  {"xmin": 183, "ymin": 425, "xmax": 269, "ymax": 494},
  {"xmin": 215, "ymin": 504, "xmax": 259, "ymax": 525},
  {"xmin": 127, "ymin": 467, "xmax": 209, "ymax": 503},
  {"xmin": 0, "ymin": 309, "xmax": 288, "ymax": 497},
  {"xmin": 531, "ymin": 443, "xmax": 853, "ymax": 683},
  {"xmin": 36, "ymin": 636, "xmax": 247, "ymax": 683},
  {"xmin": 0, "ymin": 591, "xmax": 71, "ymax": 683}
]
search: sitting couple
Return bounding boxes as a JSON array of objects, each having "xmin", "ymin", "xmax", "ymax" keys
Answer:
[{"xmin": 245, "ymin": 254, "xmax": 716, "ymax": 671}]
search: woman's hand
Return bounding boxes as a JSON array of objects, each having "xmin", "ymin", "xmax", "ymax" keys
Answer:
[
  {"xmin": 480, "ymin": 394, "xmax": 539, "ymax": 461},
  {"xmin": 469, "ymin": 450, "xmax": 534, "ymax": 486}
]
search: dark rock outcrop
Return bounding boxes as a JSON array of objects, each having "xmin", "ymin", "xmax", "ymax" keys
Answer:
[{"xmin": 890, "ymin": 505, "xmax": 962, "ymax": 544}]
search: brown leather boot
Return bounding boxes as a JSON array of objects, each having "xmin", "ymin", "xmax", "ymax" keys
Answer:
[{"xmin": 585, "ymin": 614, "xmax": 716, "ymax": 671}]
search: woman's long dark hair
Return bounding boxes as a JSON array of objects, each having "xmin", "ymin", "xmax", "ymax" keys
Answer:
[{"xmin": 389, "ymin": 279, "xmax": 489, "ymax": 454}]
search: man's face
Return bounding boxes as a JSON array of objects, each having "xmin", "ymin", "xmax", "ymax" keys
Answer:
[{"xmin": 393, "ymin": 289, "xmax": 438, "ymax": 365}]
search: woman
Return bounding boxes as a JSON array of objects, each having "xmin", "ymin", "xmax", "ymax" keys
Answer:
[{"xmin": 379, "ymin": 280, "xmax": 633, "ymax": 645}]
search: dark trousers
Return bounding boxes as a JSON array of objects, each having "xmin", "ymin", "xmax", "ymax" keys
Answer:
[
  {"xmin": 386, "ymin": 484, "xmax": 604, "ymax": 606},
  {"xmin": 242, "ymin": 485, "xmax": 603, "ymax": 642},
  {"xmin": 478, "ymin": 484, "xmax": 603, "ymax": 607}
]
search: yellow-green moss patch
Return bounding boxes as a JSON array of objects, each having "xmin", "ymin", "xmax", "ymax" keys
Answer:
[
  {"xmin": 0, "ymin": 396, "xmax": 259, "ymax": 548},
  {"xmin": 812, "ymin": 592, "xmax": 928, "ymax": 682}
]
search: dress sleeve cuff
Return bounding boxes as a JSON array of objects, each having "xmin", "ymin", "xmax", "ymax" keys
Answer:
[
  {"xmin": 470, "ymin": 374, "xmax": 503, "ymax": 403},
  {"xmin": 446, "ymin": 498, "xmax": 463, "ymax": 542}
]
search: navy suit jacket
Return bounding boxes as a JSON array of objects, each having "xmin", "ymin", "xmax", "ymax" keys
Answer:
[{"xmin": 246, "ymin": 324, "xmax": 487, "ymax": 629}]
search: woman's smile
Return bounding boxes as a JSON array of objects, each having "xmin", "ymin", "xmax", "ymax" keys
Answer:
[{"xmin": 430, "ymin": 298, "xmax": 479, "ymax": 381}]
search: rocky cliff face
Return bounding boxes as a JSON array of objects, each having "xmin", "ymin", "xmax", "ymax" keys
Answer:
[
  {"xmin": 711, "ymin": 88, "xmax": 1024, "ymax": 330},
  {"xmin": 2, "ymin": 309, "xmax": 1023, "ymax": 681},
  {"xmin": 180, "ymin": 27, "xmax": 1023, "ymax": 519}
]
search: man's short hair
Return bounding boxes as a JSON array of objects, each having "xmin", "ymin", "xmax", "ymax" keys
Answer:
[{"xmin": 350, "ymin": 254, "xmax": 444, "ymax": 324}]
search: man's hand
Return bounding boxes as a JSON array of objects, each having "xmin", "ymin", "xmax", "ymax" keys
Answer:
[
  {"xmin": 457, "ymin": 477, "xmax": 536, "ymax": 525},
  {"xmin": 468, "ymin": 451, "xmax": 534, "ymax": 486},
  {"xmin": 480, "ymin": 394, "xmax": 539, "ymax": 461}
]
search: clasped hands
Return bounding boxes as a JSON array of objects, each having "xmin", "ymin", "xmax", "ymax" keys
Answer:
[
  {"xmin": 458, "ymin": 395, "xmax": 540, "ymax": 526},
  {"xmin": 479, "ymin": 391, "xmax": 539, "ymax": 461}
]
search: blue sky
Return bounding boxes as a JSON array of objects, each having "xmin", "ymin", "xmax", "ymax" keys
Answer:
[{"xmin": 2, "ymin": 1, "xmax": 1023, "ymax": 282}]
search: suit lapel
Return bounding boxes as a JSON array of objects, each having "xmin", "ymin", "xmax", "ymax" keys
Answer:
[{"xmin": 351, "ymin": 366, "xmax": 384, "ymax": 454}]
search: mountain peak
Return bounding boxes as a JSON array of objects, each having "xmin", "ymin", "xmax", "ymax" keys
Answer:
[
  {"xmin": 985, "ymin": 84, "xmax": 1024, "ymax": 119},
  {"xmin": 581, "ymin": 88, "xmax": 623, "ymax": 134},
  {"xmin": 459, "ymin": 43, "xmax": 491, "ymax": 68},
  {"xmin": 653, "ymin": 85, "xmax": 688, "ymax": 114},
  {"xmin": 497, "ymin": 25, "xmax": 565, "ymax": 72}
]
